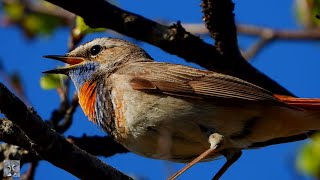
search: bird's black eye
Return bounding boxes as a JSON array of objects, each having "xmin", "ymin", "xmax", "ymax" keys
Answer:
[{"xmin": 89, "ymin": 45, "xmax": 102, "ymax": 56}]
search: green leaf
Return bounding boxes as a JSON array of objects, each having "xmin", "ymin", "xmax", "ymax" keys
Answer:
[
  {"xmin": 73, "ymin": 16, "xmax": 106, "ymax": 38},
  {"xmin": 3, "ymin": 2, "xmax": 24, "ymax": 21},
  {"xmin": 296, "ymin": 134, "xmax": 320, "ymax": 177},
  {"xmin": 23, "ymin": 13, "xmax": 63, "ymax": 37},
  {"xmin": 294, "ymin": 0, "xmax": 320, "ymax": 28},
  {"xmin": 40, "ymin": 74, "xmax": 66, "ymax": 90}
]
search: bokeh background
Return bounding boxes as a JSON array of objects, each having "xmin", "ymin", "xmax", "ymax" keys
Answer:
[{"xmin": 1, "ymin": 0, "xmax": 320, "ymax": 179}]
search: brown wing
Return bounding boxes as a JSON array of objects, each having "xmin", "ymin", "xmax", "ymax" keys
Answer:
[{"xmin": 125, "ymin": 62, "xmax": 279, "ymax": 102}]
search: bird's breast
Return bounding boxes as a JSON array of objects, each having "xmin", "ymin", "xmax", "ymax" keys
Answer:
[{"xmin": 78, "ymin": 81, "xmax": 97, "ymax": 122}]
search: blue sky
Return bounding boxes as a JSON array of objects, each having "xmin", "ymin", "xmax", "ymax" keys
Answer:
[{"xmin": 0, "ymin": 0, "xmax": 319, "ymax": 179}]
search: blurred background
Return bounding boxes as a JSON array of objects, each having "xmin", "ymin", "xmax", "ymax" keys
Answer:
[{"xmin": 1, "ymin": 0, "xmax": 320, "ymax": 179}]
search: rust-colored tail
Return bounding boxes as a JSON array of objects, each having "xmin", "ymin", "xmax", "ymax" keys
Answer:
[
  {"xmin": 259, "ymin": 95, "xmax": 320, "ymax": 140},
  {"xmin": 275, "ymin": 95, "xmax": 320, "ymax": 111}
]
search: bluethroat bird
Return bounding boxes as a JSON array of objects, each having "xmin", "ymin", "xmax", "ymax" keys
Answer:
[{"xmin": 44, "ymin": 38, "xmax": 320, "ymax": 179}]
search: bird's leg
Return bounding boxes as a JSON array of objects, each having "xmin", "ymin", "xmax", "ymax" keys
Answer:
[
  {"xmin": 212, "ymin": 150, "xmax": 242, "ymax": 180},
  {"xmin": 168, "ymin": 133, "xmax": 224, "ymax": 180}
]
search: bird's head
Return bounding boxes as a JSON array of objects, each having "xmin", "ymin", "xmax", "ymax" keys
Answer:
[
  {"xmin": 43, "ymin": 38, "xmax": 152, "ymax": 123},
  {"xmin": 43, "ymin": 38, "xmax": 152, "ymax": 91}
]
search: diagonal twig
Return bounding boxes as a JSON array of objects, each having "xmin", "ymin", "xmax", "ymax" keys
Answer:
[{"xmin": 242, "ymin": 37, "xmax": 274, "ymax": 60}]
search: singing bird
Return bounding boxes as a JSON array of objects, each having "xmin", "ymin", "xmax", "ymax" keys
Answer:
[{"xmin": 44, "ymin": 38, "xmax": 320, "ymax": 179}]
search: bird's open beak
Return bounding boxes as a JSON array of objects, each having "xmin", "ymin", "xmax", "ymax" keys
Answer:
[{"xmin": 42, "ymin": 55, "xmax": 86, "ymax": 74}]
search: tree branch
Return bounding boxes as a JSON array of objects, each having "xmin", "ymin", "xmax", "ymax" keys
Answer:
[
  {"xmin": 67, "ymin": 135, "xmax": 129, "ymax": 157},
  {"xmin": 0, "ymin": 119, "xmax": 128, "ymax": 162},
  {"xmin": 55, "ymin": 95, "xmax": 79, "ymax": 133},
  {"xmin": 44, "ymin": 0, "xmax": 292, "ymax": 96},
  {"xmin": 49, "ymin": 94, "xmax": 79, "ymax": 133},
  {"xmin": 182, "ymin": 23, "xmax": 320, "ymax": 40},
  {"xmin": 20, "ymin": 161, "xmax": 38, "ymax": 180},
  {"xmin": 201, "ymin": 0, "xmax": 241, "ymax": 57},
  {"xmin": 45, "ymin": 0, "xmax": 222, "ymax": 69},
  {"xmin": 0, "ymin": 118, "xmax": 34, "ymax": 150},
  {"xmin": 237, "ymin": 24, "xmax": 320, "ymax": 40},
  {"xmin": 183, "ymin": 23, "xmax": 320, "ymax": 60},
  {"xmin": 242, "ymin": 37, "xmax": 274, "ymax": 60},
  {"xmin": 0, "ymin": 83, "xmax": 132, "ymax": 180},
  {"xmin": 238, "ymin": 25, "xmax": 320, "ymax": 59}
]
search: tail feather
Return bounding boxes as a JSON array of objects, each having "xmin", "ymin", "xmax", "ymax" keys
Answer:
[{"xmin": 274, "ymin": 95, "xmax": 320, "ymax": 111}]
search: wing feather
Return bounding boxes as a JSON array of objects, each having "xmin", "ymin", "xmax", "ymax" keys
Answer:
[{"xmin": 124, "ymin": 62, "xmax": 278, "ymax": 102}]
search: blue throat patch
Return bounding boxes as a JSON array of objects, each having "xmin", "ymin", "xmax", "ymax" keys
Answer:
[{"xmin": 68, "ymin": 62, "xmax": 99, "ymax": 92}]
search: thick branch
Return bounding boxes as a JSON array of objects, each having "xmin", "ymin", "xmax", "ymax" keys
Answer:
[
  {"xmin": 45, "ymin": 0, "xmax": 221, "ymax": 69},
  {"xmin": 67, "ymin": 135, "xmax": 129, "ymax": 157},
  {"xmin": 0, "ymin": 119, "xmax": 128, "ymax": 161},
  {"xmin": 0, "ymin": 118, "xmax": 33, "ymax": 150},
  {"xmin": 0, "ymin": 83, "xmax": 132, "ymax": 180},
  {"xmin": 201, "ymin": 0, "xmax": 241, "ymax": 57},
  {"xmin": 44, "ymin": 0, "xmax": 292, "ymax": 95}
]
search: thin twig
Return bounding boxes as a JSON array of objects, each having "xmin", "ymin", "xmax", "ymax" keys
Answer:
[
  {"xmin": 55, "ymin": 95, "xmax": 79, "ymax": 133},
  {"xmin": 20, "ymin": 161, "xmax": 38, "ymax": 180},
  {"xmin": 182, "ymin": 23, "xmax": 320, "ymax": 40},
  {"xmin": 183, "ymin": 23, "xmax": 320, "ymax": 60},
  {"xmin": 2, "ymin": 0, "xmax": 74, "ymax": 23},
  {"xmin": 242, "ymin": 37, "xmax": 274, "ymax": 60},
  {"xmin": 237, "ymin": 24, "xmax": 320, "ymax": 40}
]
